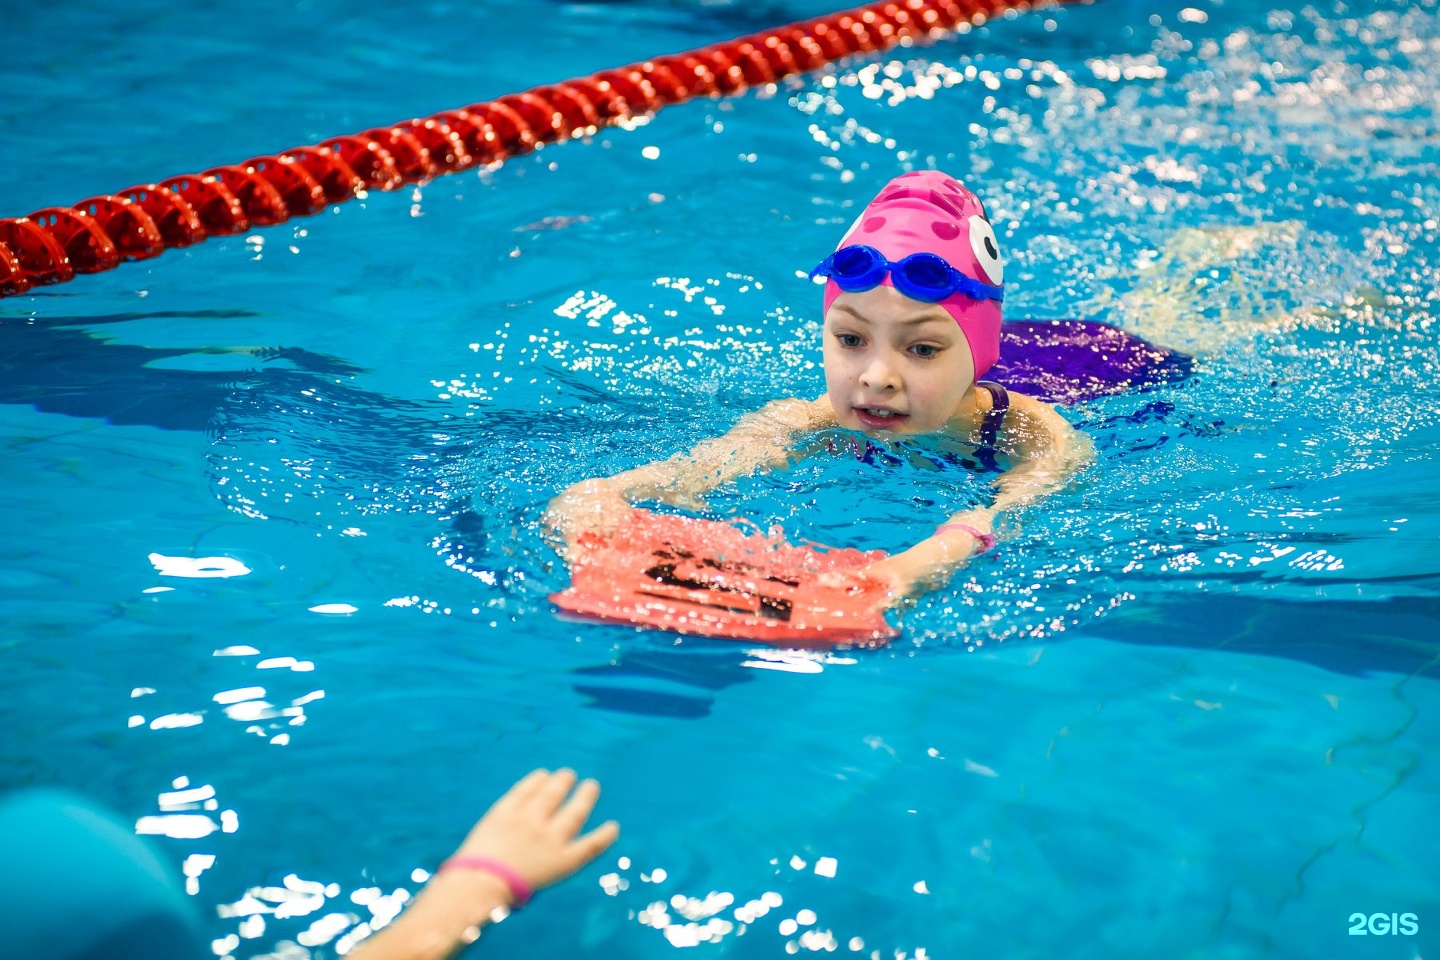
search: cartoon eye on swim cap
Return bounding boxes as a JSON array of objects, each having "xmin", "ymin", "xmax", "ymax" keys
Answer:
[{"xmin": 967, "ymin": 215, "xmax": 1003, "ymax": 285}]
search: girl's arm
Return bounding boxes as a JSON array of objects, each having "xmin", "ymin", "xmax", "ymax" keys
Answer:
[
  {"xmin": 546, "ymin": 397, "xmax": 832, "ymax": 543},
  {"xmin": 611, "ymin": 397, "xmax": 828, "ymax": 501},
  {"xmin": 863, "ymin": 394, "xmax": 1093, "ymax": 597}
]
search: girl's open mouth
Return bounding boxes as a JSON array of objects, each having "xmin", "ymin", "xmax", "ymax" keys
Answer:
[{"xmin": 854, "ymin": 406, "xmax": 910, "ymax": 430}]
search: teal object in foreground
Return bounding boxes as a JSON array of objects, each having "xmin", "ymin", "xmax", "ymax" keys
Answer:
[{"xmin": 0, "ymin": 790, "xmax": 203, "ymax": 960}]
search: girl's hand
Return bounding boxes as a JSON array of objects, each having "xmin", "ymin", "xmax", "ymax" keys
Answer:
[
  {"xmin": 819, "ymin": 524, "xmax": 993, "ymax": 608},
  {"xmin": 543, "ymin": 479, "xmax": 634, "ymax": 555},
  {"xmin": 815, "ymin": 557, "xmax": 916, "ymax": 609},
  {"xmin": 652, "ymin": 485, "xmax": 710, "ymax": 513},
  {"xmin": 855, "ymin": 555, "xmax": 921, "ymax": 603}
]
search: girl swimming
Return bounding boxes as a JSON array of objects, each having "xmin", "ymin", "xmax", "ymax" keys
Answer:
[{"xmin": 547, "ymin": 171, "xmax": 1092, "ymax": 603}]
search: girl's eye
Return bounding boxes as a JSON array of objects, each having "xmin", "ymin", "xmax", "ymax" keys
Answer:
[
  {"xmin": 911, "ymin": 344, "xmax": 939, "ymax": 358},
  {"xmin": 837, "ymin": 333, "xmax": 863, "ymax": 348}
]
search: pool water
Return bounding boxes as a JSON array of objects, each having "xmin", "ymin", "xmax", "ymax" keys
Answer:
[{"xmin": 3, "ymin": 0, "xmax": 1439, "ymax": 957}]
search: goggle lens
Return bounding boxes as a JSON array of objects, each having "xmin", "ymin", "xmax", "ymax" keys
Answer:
[
  {"xmin": 830, "ymin": 246, "xmax": 887, "ymax": 290},
  {"xmin": 894, "ymin": 254, "xmax": 952, "ymax": 301}
]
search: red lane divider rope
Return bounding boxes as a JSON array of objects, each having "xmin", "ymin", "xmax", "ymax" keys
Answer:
[{"xmin": 0, "ymin": 0, "xmax": 1077, "ymax": 298}]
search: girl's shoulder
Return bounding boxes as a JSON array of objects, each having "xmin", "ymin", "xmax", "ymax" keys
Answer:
[
  {"xmin": 960, "ymin": 384, "xmax": 1062, "ymax": 430},
  {"xmin": 987, "ymin": 387, "xmax": 1089, "ymax": 461},
  {"xmin": 933, "ymin": 385, "xmax": 1071, "ymax": 457},
  {"xmin": 999, "ymin": 389, "xmax": 1071, "ymax": 434}
]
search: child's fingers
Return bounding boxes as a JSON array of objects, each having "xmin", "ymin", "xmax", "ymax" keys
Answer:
[
  {"xmin": 552, "ymin": 778, "xmax": 602, "ymax": 837},
  {"xmin": 530, "ymin": 767, "xmax": 578, "ymax": 815},
  {"xmin": 500, "ymin": 768, "xmax": 551, "ymax": 808},
  {"xmin": 564, "ymin": 820, "xmax": 621, "ymax": 869}
]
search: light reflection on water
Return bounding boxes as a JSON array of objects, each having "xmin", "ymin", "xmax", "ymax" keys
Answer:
[{"xmin": 213, "ymin": 852, "xmax": 946, "ymax": 960}]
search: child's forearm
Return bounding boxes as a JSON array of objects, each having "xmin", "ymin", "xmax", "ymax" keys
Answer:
[
  {"xmin": 348, "ymin": 870, "xmax": 511, "ymax": 960},
  {"xmin": 605, "ymin": 457, "xmax": 712, "ymax": 503},
  {"xmin": 888, "ymin": 442, "xmax": 1086, "ymax": 595},
  {"xmin": 886, "ymin": 441, "xmax": 1088, "ymax": 593},
  {"xmin": 598, "ymin": 399, "xmax": 814, "ymax": 503},
  {"xmin": 870, "ymin": 408, "xmax": 1091, "ymax": 599}
]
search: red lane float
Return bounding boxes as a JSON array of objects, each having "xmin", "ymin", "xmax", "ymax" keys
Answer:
[
  {"xmin": 28, "ymin": 208, "xmax": 120, "ymax": 274},
  {"xmin": 157, "ymin": 175, "xmax": 249, "ymax": 236},
  {"xmin": 120, "ymin": 184, "xmax": 206, "ymax": 248},
  {"xmin": 315, "ymin": 137, "xmax": 405, "ymax": 191},
  {"xmin": 0, "ymin": 242, "xmax": 27, "ymax": 296},
  {"xmin": 0, "ymin": 0, "xmax": 1080, "ymax": 297},
  {"xmin": 73, "ymin": 197, "xmax": 165, "ymax": 261},
  {"xmin": 2, "ymin": 216, "xmax": 75, "ymax": 286},
  {"xmin": 203, "ymin": 165, "xmax": 291, "ymax": 227}
]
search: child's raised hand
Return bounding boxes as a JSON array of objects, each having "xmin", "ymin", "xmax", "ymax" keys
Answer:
[
  {"xmin": 447, "ymin": 769, "xmax": 619, "ymax": 895},
  {"xmin": 346, "ymin": 770, "xmax": 620, "ymax": 960}
]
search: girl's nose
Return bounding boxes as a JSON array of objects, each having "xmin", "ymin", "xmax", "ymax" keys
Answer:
[{"xmin": 859, "ymin": 356, "xmax": 900, "ymax": 392}]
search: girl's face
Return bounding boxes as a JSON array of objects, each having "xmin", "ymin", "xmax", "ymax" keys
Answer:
[{"xmin": 822, "ymin": 284, "xmax": 976, "ymax": 435}]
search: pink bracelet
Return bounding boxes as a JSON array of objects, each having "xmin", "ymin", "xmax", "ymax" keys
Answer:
[
  {"xmin": 936, "ymin": 523, "xmax": 996, "ymax": 553},
  {"xmin": 439, "ymin": 856, "xmax": 534, "ymax": 907}
]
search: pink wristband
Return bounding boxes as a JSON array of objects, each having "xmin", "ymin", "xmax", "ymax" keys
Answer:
[
  {"xmin": 439, "ymin": 856, "xmax": 534, "ymax": 907},
  {"xmin": 936, "ymin": 523, "xmax": 996, "ymax": 553}
]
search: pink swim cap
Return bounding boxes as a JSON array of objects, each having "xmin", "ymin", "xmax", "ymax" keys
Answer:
[{"xmin": 823, "ymin": 171, "xmax": 1004, "ymax": 378}]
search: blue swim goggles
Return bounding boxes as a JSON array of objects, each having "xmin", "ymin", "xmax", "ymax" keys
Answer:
[{"xmin": 809, "ymin": 245, "xmax": 1004, "ymax": 304}]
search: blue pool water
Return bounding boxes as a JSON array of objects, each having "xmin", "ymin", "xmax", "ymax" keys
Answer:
[{"xmin": 3, "ymin": 0, "xmax": 1439, "ymax": 957}]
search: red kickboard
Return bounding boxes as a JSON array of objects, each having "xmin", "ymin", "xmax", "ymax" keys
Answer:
[{"xmin": 550, "ymin": 509, "xmax": 898, "ymax": 647}]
